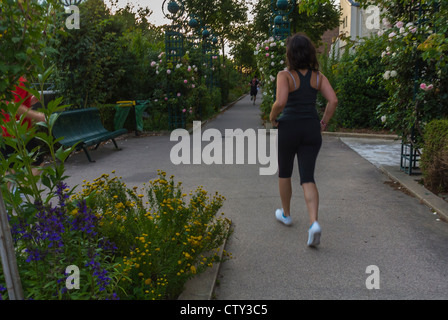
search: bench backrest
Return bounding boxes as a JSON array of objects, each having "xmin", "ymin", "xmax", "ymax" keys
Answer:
[{"xmin": 53, "ymin": 108, "xmax": 107, "ymax": 142}]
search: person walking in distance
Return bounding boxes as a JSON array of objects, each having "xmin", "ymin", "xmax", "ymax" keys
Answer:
[
  {"xmin": 270, "ymin": 33, "xmax": 337, "ymax": 247},
  {"xmin": 249, "ymin": 76, "xmax": 259, "ymax": 105}
]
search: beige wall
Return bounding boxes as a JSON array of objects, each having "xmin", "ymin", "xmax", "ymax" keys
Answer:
[{"xmin": 340, "ymin": 0, "xmax": 352, "ymax": 39}]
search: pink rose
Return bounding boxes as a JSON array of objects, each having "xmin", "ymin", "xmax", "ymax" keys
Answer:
[
  {"xmin": 184, "ymin": 79, "xmax": 188, "ymax": 84},
  {"xmin": 182, "ymin": 109, "xmax": 186, "ymax": 113},
  {"xmin": 420, "ymin": 83, "xmax": 434, "ymax": 91},
  {"xmin": 395, "ymin": 21, "xmax": 404, "ymax": 28}
]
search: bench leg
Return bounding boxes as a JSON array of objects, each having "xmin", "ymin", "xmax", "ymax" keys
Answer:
[
  {"xmin": 111, "ymin": 139, "xmax": 122, "ymax": 150},
  {"xmin": 82, "ymin": 146, "xmax": 95, "ymax": 162}
]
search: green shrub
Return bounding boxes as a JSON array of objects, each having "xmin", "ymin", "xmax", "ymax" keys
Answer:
[
  {"xmin": 332, "ymin": 36, "xmax": 387, "ymax": 129},
  {"xmin": 421, "ymin": 119, "xmax": 448, "ymax": 193}
]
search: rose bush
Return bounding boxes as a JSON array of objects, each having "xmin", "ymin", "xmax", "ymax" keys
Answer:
[
  {"xmin": 254, "ymin": 37, "xmax": 287, "ymax": 121},
  {"xmin": 360, "ymin": 0, "xmax": 448, "ymax": 145}
]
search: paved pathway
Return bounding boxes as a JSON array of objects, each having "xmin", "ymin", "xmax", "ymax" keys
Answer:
[{"xmin": 63, "ymin": 94, "xmax": 448, "ymax": 300}]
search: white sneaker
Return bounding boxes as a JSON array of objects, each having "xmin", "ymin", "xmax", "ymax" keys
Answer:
[
  {"xmin": 307, "ymin": 221, "xmax": 321, "ymax": 247},
  {"xmin": 275, "ymin": 209, "xmax": 292, "ymax": 226}
]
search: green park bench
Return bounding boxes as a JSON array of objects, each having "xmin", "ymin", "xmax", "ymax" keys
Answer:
[{"xmin": 52, "ymin": 108, "xmax": 128, "ymax": 162}]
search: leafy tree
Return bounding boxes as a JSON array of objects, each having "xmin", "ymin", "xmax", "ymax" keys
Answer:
[
  {"xmin": 0, "ymin": 0, "xmax": 62, "ymax": 100},
  {"xmin": 184, "ymin": 0, "xmax": 248, "ymax": 59},
  {"xmin": 251, "ymin": 0, "xmax": 340, "ymax": 45},
  {"xmin": 52, "ymin": 0, "xmax": 125, "ymax": 107},
  {"xmin": 230, "ymin": 24, "xmax": 259, "ymax": 74}
]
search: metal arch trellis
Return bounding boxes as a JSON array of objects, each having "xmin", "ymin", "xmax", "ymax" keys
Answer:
[
  {"xmin": 202, "ymin": 28, "xmax": 220, "ymax": 91},
  {"xmin": 269, "ymin": 0, "xmax": 295, "ymax": 40},
  {"xmin": 163, "ymin": 0, "xmax": 187, "ymax": 129},
  {"xmin": 400, "ymin": 0, "xmax": 440, "ymax": 175}
]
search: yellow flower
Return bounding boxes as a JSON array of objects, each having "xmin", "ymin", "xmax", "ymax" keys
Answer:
[
  {"xmin": 145, "ymin": 278, "xmax": 152, "ymax": 285},
  {"xmin": 190, "ymin": 266, "xmax": 197, "ymax": 274}
]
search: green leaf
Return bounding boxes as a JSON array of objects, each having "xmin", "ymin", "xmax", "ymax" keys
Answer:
[{"xmin": 55, "ymin": 145, "xmax": 75, "ymax": 163}]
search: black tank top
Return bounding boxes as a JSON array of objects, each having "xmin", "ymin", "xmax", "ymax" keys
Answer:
[{"xmin": 278, "ymin": 69, "xmax": 319, "ymax": 121}]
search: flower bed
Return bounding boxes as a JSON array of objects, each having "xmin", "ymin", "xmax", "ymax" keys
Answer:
[{"xmin": 0, "ymin": 171, "xmax": 231, "ymax": 300}]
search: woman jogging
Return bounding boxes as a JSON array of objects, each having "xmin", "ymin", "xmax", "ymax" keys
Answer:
[{"xmin": 270, "ymin": 33, "xmax": 337, "ymax": 247}]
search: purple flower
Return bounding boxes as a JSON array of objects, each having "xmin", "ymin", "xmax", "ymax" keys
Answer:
[
  {"xmin": 0, "ymin": 285, "xmax": 6, "ymax": 300},
  {"xmin": 34, "ymin": 201, "xmax": 65, "ymax": 248},
  {"xmin": 25, "ymin": 247, "xmax": 46, "ymax": 262},
  {"xmin": 71, "ymin": 200, "xmax": 99, "ymax": 235},
  {"xmin": 85, "ymin": 254, "xmax": 111, "ymax": 292}
]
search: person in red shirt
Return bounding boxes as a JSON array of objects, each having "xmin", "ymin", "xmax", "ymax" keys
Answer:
[{"xmin": 1, "ymin": 76, "xmax": 46, "ymax": 175}]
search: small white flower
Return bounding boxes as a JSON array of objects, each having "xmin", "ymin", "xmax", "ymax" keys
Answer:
[
  {"xmin": 381, "ymin": 115, "xmax": 387, "ymax": 123},
  {"xmin": 390, "ymin": 70, "xmax": 397, "ymax": 78},
  {"xmin": 383, "ymin": 70, "xmax": 391, "ymax": 80}
]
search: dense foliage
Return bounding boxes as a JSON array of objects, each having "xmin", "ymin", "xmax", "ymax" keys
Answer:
[
  {"xmin": 421, "ymin": 119, "xmax": 448, "ymax": 194},
  {"xmin": 328, "ymin": 36, "xmax": 387, "ymax": 129}
]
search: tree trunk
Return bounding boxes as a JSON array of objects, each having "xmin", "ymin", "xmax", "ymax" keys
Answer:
[{"xmin": 0, "ymin": 191, "xmax": 23, "ymax": 300}]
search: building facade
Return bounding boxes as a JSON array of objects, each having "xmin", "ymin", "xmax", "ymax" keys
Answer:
[{"xmin": 333, "ymin": 0, "xmax": 383, "ymax": 56}]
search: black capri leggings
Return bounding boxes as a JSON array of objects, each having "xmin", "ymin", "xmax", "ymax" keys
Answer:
[{"xmin": 277, "ymin": 119, "xmax": 322, "ymax": 184}]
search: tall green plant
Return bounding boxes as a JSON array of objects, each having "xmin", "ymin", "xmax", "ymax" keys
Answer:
[{"xmin": 0, "ymin": 0, "xmax": 73, "ymax": 300}]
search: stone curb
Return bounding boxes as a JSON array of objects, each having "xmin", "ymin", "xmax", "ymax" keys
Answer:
[
  {"xmin": 380, "ymin": 165, "xmax": 448, "ymax": 222},
  {"xmin": 322, "ymin": 131, "xmax": 399, "ymax": 140},
  {"xmin": 177, "ymin": 223, "xmax": 231, "ymax": 300}
]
